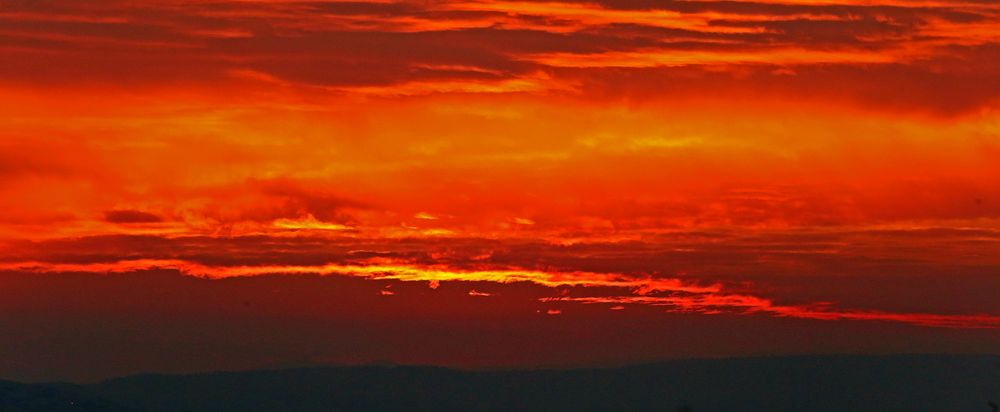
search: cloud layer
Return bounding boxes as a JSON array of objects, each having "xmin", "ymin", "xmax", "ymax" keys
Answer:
[{"xmin": 0, "ymin": 0, "xmax": 998, "ymax": 382}]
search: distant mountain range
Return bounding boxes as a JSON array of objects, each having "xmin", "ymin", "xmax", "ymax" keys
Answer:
[{"xmin": 2, "ymin": 355, "xmax": 998, "ymax": 411}]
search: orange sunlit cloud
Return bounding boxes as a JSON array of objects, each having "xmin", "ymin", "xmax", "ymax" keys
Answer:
[
  {"xmin": 4, "ymin": 257, "xmax": 1000, "ymax": 328},
  {"xmin": 0, "ymin": 0, "xmax": 998, "ymax": 380}
]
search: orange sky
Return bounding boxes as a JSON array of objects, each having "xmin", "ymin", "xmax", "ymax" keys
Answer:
[{"xmin": 1, "ymin": 0, "xmax": 999, "ymax": 381}]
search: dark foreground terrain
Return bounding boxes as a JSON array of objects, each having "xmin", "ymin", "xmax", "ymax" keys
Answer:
[{"xmin": 1, "ymin": 355, "xmax": 998, "ymax": 411}]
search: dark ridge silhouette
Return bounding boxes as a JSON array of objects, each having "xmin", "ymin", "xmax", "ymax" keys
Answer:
[
  {"xmin": 1, "ymin": 355, "xmax": 998, "ymax": 411},
  {"xmin": 0, "ymin": 380, "xmax": 136, "ymax": 411}
]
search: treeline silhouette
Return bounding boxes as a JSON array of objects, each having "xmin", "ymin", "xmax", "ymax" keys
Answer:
[{"xmin": 1, "ymin": 355, "xmax": 998, "ymax": 411}]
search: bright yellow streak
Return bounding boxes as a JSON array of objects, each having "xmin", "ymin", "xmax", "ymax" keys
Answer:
[
  {"xmin": 4, "ymin": 258, "xmax": 1000, "ymax": 329},
  {"xmin": 273, "ymin": 214, "xmax": 354, "ymax": 231}
]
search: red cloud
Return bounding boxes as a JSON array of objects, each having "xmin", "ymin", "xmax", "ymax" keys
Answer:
[{"xmin": 103, "ymin": 209, "xmax": 163, "ymax": 224}]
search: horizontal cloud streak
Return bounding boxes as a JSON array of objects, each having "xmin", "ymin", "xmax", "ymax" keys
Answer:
[
  {"xmin": 4, "ymin": 257, "xmax": 999, "ymax": 329},
  {"xmin": 0, "ymin": 0, "xmax": 994, "ymax": 113}
]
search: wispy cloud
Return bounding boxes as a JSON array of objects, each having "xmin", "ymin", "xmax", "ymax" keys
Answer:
[{"xmin": 4, "ymin": 255, "xmax": 999, "ymax": 329}]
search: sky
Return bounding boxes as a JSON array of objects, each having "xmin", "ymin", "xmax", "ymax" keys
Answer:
[{"xmin": 0, "ymin": 0, "xmax": 999, "ymax": 382}]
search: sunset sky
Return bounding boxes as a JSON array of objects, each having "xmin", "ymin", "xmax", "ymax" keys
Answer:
[{"xmin": 1, "ymin": 0, "xmax": 999, "ymax": 382}]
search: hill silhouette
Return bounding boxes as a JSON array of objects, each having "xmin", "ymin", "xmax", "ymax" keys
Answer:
[{"xmin": 2, "ymin": 355, "xmax": 998, "ymax": 411}]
